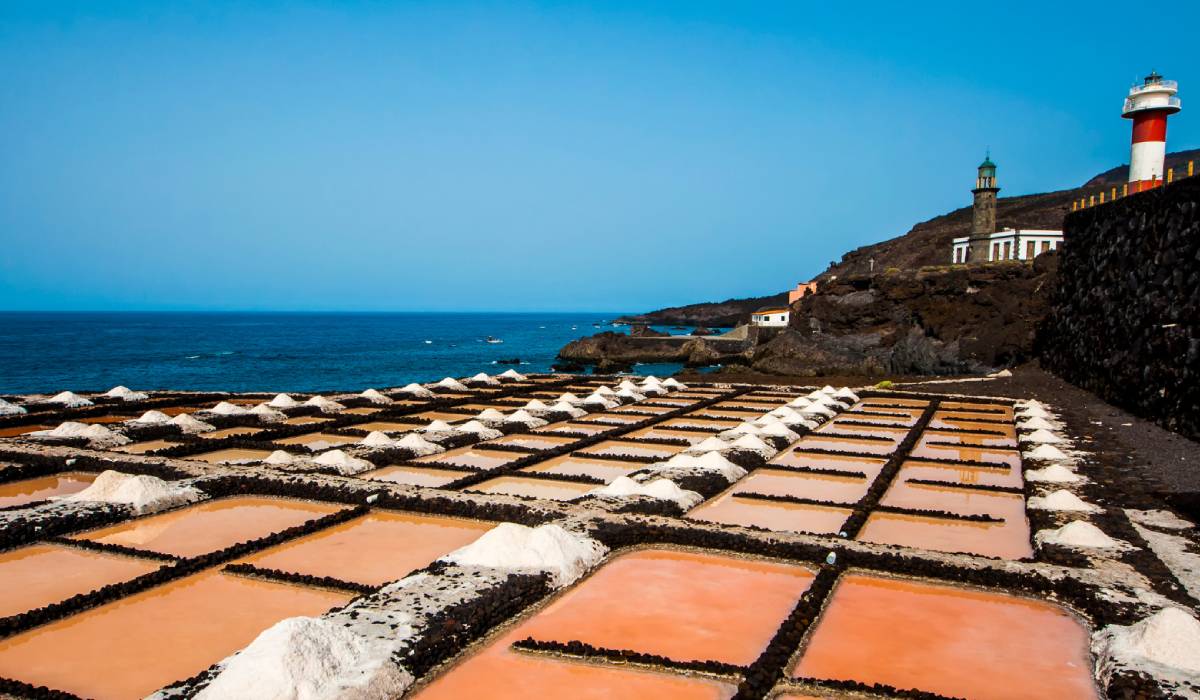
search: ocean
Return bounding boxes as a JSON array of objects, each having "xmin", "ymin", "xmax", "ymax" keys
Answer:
[{"xmin": 0, "ymin": 312, "xmax": 693, "ymax": 394}]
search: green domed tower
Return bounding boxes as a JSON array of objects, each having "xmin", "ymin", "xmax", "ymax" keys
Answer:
[{"xmin": 969, "ymin": 152, "xmax": 1000, "ymax": 262}]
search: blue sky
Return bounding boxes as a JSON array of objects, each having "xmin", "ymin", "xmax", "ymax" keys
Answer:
[{"xmin": 1, "ymin": 1, "xmax": 1196, "ymax": 312}]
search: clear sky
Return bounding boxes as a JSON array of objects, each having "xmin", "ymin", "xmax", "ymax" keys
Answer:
[{"xmin": 1, "ymin": 1, "xmax": 1196, "ymax": 312}]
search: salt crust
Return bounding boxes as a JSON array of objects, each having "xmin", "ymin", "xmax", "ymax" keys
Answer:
[
  {"xmin": 30, "ymin": 422, "xmax": 131, "ymax": 447},
  {"xmin": 312, "ymin": 450, "xmax": 373, "ymax": 476},
  {"xmin": 104, "ymin": 386, "xmax": 148, "ymax": 401},
  {"xmin": 1028, "ymin": 489, "xmax": 1101, "ymax": 513},
  {"xmin": 499, "ymin": 369, "xmax": 526, "ymax": 380},
  {"xmin": 63, "ymin": 470, "xmax": 203, "ymax": 515},
  {"xmin": 1024, "ymin": 443, "xmax": 1069, "ymax": 461},
  {"xmin": 0, "ymin": 398, "xmax": 26, "ymax": 416},
  {"xmin": 251, "ymin": 404, "xmax": 287, "ymax": 422},
  {"xmin": 45, "ymin": 391, "xmax": 92, "ymax": 408},
  {"xmin": 432, "ymin": 377, "xmax": 469, "ymax": 391},
  {"xmin": 268, "ymin": 394, "xmax": 302, "ymax": 409},
  {"xmin": 209, "ymin": 401, "xmax": 250, "ymax": 416},
  {"xmin": 170, "ymin": 413, "xmax": 214, "ymax": 434},
  {"xmin": 1127, "ymin": 509, "xmax": 1194, "ymax": 531},
  {"xmin": 1023, "ymin": 428, "xmax": 1063, "ymax": 445},
  {"xmin": 587, "ymin": 476, "xmax": 703, "ymax": 509},
  {"xmin": 197, "ymin": 616, "xmax": 414, "ymax": 700},
  {"xmin": 304, "ymin": 396, "xmax": 345, "ymax": 413},
  {"xmin": 1036, "ymin": 521, "xmax": 1128, "ymax": 549},
  {"xmin": 440, "ymin": 523, "xmax": 607, "ymax": 588},
  {"xmin": 1093, "ymin": 607, "xmax": 1200, "ymax": 679},
  {"xmin": 1025, "ymin": 464, "xmax": 1083, "ymax": 484},
  {"xmin": 360, "ymin": 389, "xmax": 393, "ymax": 405},
  {"xmin": 130, "ymin": 410, "xmax": 172, "ymax": 425},
  {"xmin": 397, "ymin": 383, "xmax": 434, "ymax": 398}
]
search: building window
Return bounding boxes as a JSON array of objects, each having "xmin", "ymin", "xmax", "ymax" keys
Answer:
[
  {"xmin": 1041, "ymin": 241, "xmax": 1050, "ymax": 253},
  {"xmin": 1026, "ymin": 241, "xmax": 1036, "ymax": 258},
  {"xmin": 1002, "ymin": 241, "xmax": 1012, "ymax": 260},
  {"xmin": 992, "ymin": 243, "xmax": 1000, "ymax": 260}
]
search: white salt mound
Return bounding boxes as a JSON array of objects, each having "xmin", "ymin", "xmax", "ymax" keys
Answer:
[
  {"xmin": 1019, "ymin": 416, "xmax": 1058, "ymax": 431},
  {"xmin": 268, "ymin": 394, "xmax": 301, "ymax": 409},
  {"xmin": 0, "ymin": 398, "xmax": 27, "ymax": 416},
  {"xmin": 469, "ymin": 373, "xmax": 500, "ymax": 386},
  {"xmin": 395, "ymin": 433, "xmax": 445, "ymax": 456},
  {"xmin": 615, "ymin": 388, "xmax": 646, "ymax": 401},
  {"xmin": 1026, "ymin": 464, "xmax": 1083, "ymax": 484},
  {"xmin": 441, "ymin": 523, "xmax": 608, "ymax": 587},
  {"xmin": 1037, "ymin": 521, "xmax": 1126, "ymax": 549},
  {"xmin": 588, "ymin": 477, "xmax": 703, "ymax": 509},
  {"xmin": 582, "ymin": 393, "xmax": 618, "ymax": 409},
  {"xmin": 639, "ymin": 383, "xmax": 667, "ymax": 396},
  {"xmin": 594, "ymin": 385, "xmax": 616, "ymax": 396},
  {"xmin": 616, "ymin": 380, "xmax": 640, "ymax": 392},
  {"xmin": 104, "ymin": 386, "xmax": 148, "ymax": 401},
  {"xmin": 787, "ymin": 397, "xmax": 812, "ymax": 408},
  {"xmin": 661, "ymin": 378, "xmax": 686, "ymax": 389},
  {"xmin": 523, "ymin": 399, "xmax": 550, "ymax": 411},
  {"xmin": 658, "ymin": 452, "xmax": 747, "ymax": 483},
  {"xmin": 304, "ymin": 396, "xmax": 345, "ymax": 413},
  {"xmin": 250, "ymin": 404, "xmax": 287, "ymax": 423},
  {"xmin": 499, "ymin": 369, "xmax": 527, "ymax": 381},
  {"xmin": 1025, "ymin": 443, "xmax": 1069, "ymax": 461},
  {"xmin": 1028, "ymin": 489, "xmax": 1100, "ymax": 513},
  {"xmin": 361, "ymin": 431, "xmax": 397, "ymax": 448},
  {"xmin": 689, "ymin": 437, "xmax": 732, "ymax": 454},
  {"xmin": 421, "ymin": 420, "xmax": 456, "ymax": 434},
  {"xmin": 557, "ymin": 393, "xmax": 584, "ymax": 405},
  {"xmin": 820, "ymin": 385, "xmax": 837, "ymax": 395},
  {"xmin": 434, "ymin": 377, "xmax": 469, "ymax": 391},
  {"xmin": 730, "ymin": 433, "xmax": 777, "ymax": 457},
  {"xmin": 197, "ymin": 616, "xmax": 413, "ymax": 700},
  {"xmin": 549, "ymin": 401, "xmax": 586, "ymax": 418},
  {"xmin": 397, "ymin": 383, "xmax": 434, "ymax": 398},
  {"xmin": 130, "ymin": 410, "xmax": 171, "ymax": 425},
  {"xmin": 312, "ymin": 450, "xmax": 373, "ymax": 476},
  {"xmin": 1094, "ymin": 607, "xmax": 1200, "ymax": 675},
  {"xmin": 210, "ymin": 401, "xmax": 250, "ymax": 416},
  {"xmin": 833, "ymin": 387, "xmax": 859, "ymax": 402},
  {"xmin": 505, "ymin": 410, "xmax": 547, "ymax": 428},
  {"xmin": 1018, "ymin": 405, "xmax": 1051, "ymax": 419},
  {"xmin": 171, "ymin": 414, "xmax": 215, "ymax": 434},
  {"xmin": 475, "ymin": 408, "xmax": 508, "ymax": 424},
  {"xmin": 265, "ymin": 451, "xmax": 297, "ymax": 465},
  {"xmin": 360, "ymin": 388, "xmax": 393, "ymax": 405},
  {"xmin": 46, "ymin": 391, "xmax": 93, "ymax": 408},
  {"xmin": 64, "ymin": 470, "xmax": 203, "ymax": 515},
  {"xmin": 758, "ymin": 422, "xmax": 800, "ymax": 442},
  {"xmin": 1023, "ymin": 428, "xmax": 1063, "ymax": 445},
  {"xmin": 456, "ymin": 420, "xmax": 502, "ymax": 440},
  {"xmin": 800, "ymin": 404, "xmax": 837, "ymax": 419}
]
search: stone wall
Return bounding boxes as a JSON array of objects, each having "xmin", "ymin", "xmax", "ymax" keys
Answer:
[{"xmin": 1038, "ymin": 176, "xmax": 1200, "ymax": 441}]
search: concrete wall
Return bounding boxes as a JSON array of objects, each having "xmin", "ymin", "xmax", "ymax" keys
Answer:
[{"xmin": 1038, "ymin": 176, "xmax": 1200, "ymax": 440}]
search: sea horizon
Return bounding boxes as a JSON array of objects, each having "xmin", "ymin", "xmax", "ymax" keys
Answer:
[{"xmin": 0, "ymin": 310, "xmax": 691, "ymax": 394}]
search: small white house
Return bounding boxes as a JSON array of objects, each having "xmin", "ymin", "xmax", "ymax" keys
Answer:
[
  {"xmin": 952, "ymin": 228, "xmax": 1063, "ymax": 264},
  {"xmin": 750, "ymin": 307, "xmax": 790, "ymax": 327}
]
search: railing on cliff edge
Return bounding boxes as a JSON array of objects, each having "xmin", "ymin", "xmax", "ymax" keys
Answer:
[{"xmin": 1072, "ymin": 160, "xmax": 1196, "ymax": 212}]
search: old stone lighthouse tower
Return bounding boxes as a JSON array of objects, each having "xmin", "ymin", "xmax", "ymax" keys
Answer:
[{"xmin": 968, "ymin": 154, "xmax": 999, "ymax": 261}]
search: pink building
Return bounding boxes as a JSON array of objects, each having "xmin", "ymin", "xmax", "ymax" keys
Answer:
[{"xmin": 788, "ymin": 281, "xmax": 817, "ymax": 304}]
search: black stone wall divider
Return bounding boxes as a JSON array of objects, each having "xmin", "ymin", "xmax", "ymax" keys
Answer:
[
  {"xmin": 45, "ymin": 535, "xmax": 180, "ymax": 562},
  {"xmin": 732, "ymin": 563, "xmax": 842, "ymax": 699},
  {"xmin": 733, "ymin": 492, "xmax": 857, "ymax": 510},
  {"xmin": 919, "ymin": 425, "xmax": 1009, "ymax": 436},
  {"xmin": 756, "ymin": 464, "xmax": 869, "ymax": 479},
  {"xmin": 839, "ymin": 399, "xmax": 941, "ymax": 540},
  {"xmin": 510, "ymin": 637, "xmax": 745, "ymax": 678},
  {"xmin": 0, "ymin": 505, "xmax": 368, "ymax": 640},
  {"xmin": 394, "ymin": 571, "xmax": 554, "ymax": 679},
  {"xmin": 0, "ymin": 503, "xmax": 131, "ymax": 552},
  {"xmin": 902, "ymin": 478, "xmax": 1024, "ymax": 495},
  {"xmin": 220, "ymin": 562, "xmax": 376, "ymax": 595},
  {"xmin": 871, "ymin": 504, "xmax": 1003, "ymax": 524},
  {"xmin": 788, "ymin": 677, "xmax": 967, "ymax": 700},
  {"xmin": 0, "ymin": 676, "xmax": 85, "ymax": 700}
]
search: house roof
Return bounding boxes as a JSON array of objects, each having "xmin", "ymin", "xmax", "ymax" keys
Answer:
[{"xmin": 753, "ymin": 307, "xmax": 790, "ymax": 315}]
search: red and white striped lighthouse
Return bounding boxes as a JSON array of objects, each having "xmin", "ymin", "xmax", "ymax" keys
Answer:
[{"xmin": 1122, "ymin": 72, "xmax": 1181, "ymax": 193}]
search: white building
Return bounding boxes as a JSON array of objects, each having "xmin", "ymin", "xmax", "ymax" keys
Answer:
[
  {"xmin": 750, "ymin": 307, "xmax": 790, "ymax": 327},
  {"xmin": 951, "ymin": 228, "xmax": 1063, "ymax": 264}
]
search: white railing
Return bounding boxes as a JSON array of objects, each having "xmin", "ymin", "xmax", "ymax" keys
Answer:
[
  {"xmin": 1124, "ymin": 95, "xmax": 1181, "ymax": 113},
  {"xmin": 1130, "ymin": 79, "xmax": 1178, "ymax": 93}
]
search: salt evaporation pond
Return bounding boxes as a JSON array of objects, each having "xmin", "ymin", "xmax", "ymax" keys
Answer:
[
  {"xmin": 0, "ymin": 472, "xmax": 96, "ymax": 508},
  {"xmin": 362, "ymin": 464, "xmax": 474, "ymax": 488},
  {"xmin": 0, "ymin": 543, "xmax": 160, "ymax": 618}
]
